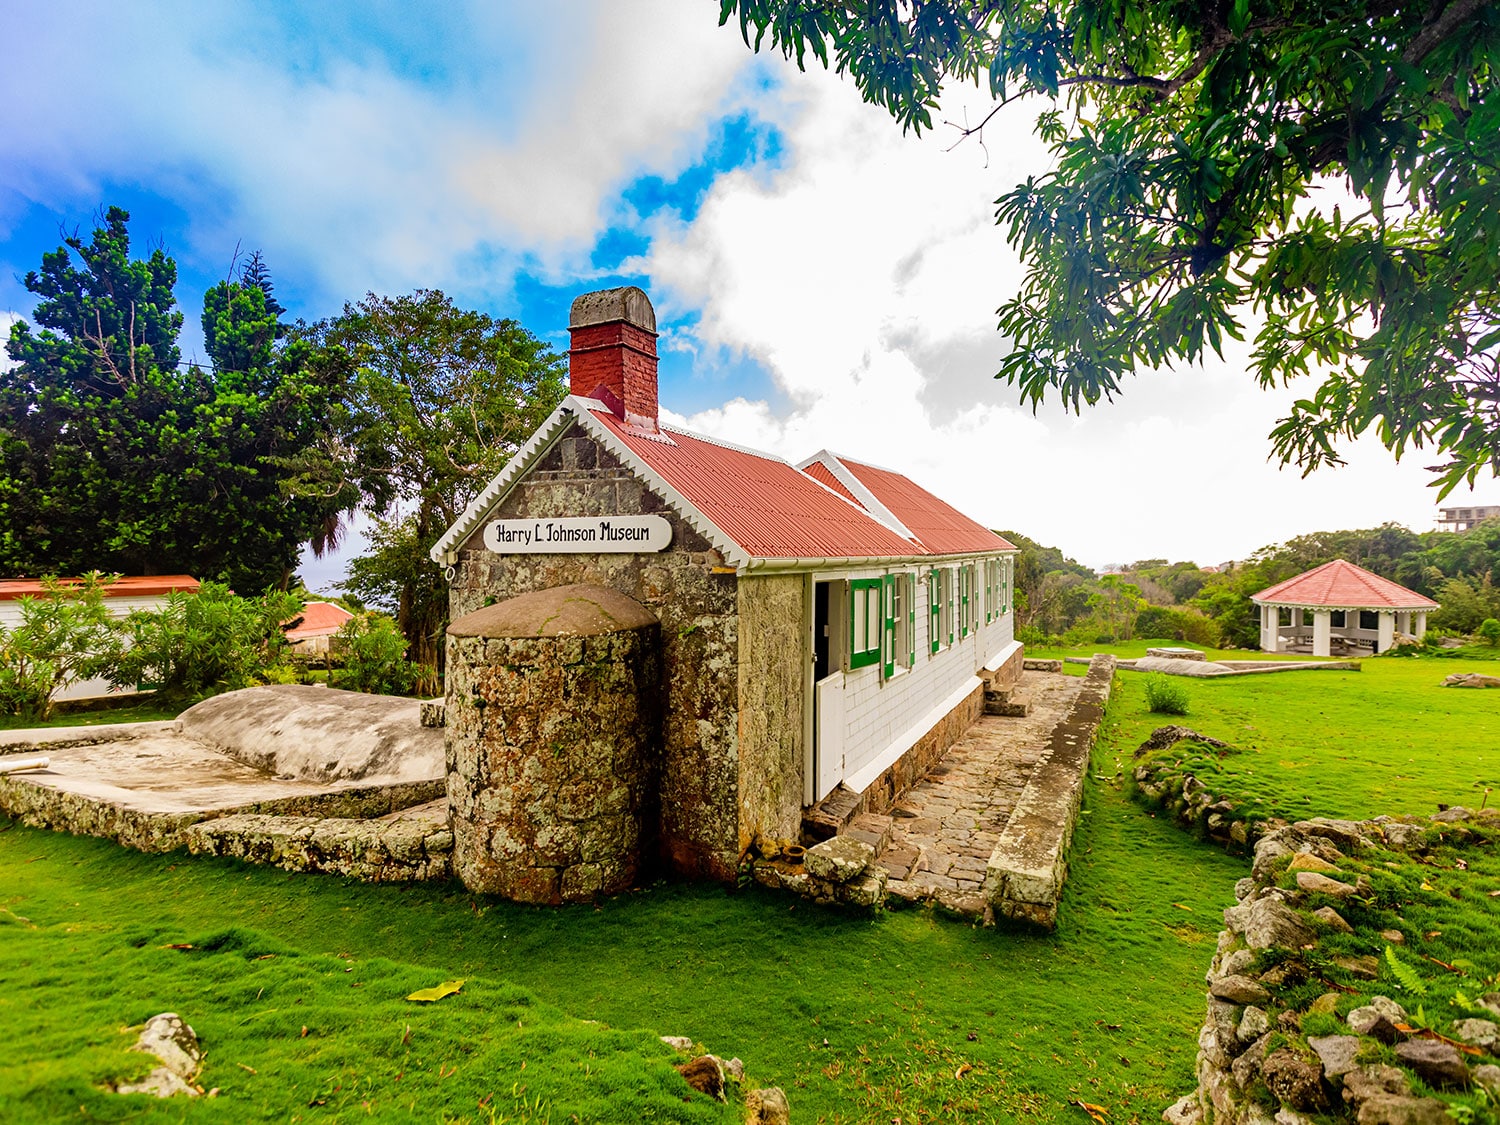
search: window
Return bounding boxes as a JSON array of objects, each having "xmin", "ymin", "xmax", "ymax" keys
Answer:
[
  {"xmin": 959, "ymin": 565, "xmax": 971, "ymax": 639},
  {"xmin": 849, "ymin": 578, "xmax": 882, "ymax": 669},
  {"xmin": 941, "ymin": 567, "xmax": 955, "ymax": 646},
  {"xmin": 1330, "ymin": 610, "xmax": 1346, "ymax": 628},
  {"xmin": 882, "ymin": 572, "xmax": 916, "ymax": 678},
  {"xmin": 1359, "ymin": 610, "xmax": 1379, "ymax": 631}
]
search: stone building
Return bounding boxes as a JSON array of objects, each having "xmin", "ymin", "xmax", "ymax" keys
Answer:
[{"xmin": 431, "ymin": 287, "xmax": 1020, "ymax": 888}]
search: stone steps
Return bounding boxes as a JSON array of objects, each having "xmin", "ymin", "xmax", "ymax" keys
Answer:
[
  {"xmin": 984, "ymin": 687, "xmax": 1032, "ymax": 717},
  {"xmin": 843, "ymin": 812, "xmax": 893, "ymax": 856},
  {"xmin": 802, "ymin": 782, "xmax": 861, "ymax": 841}
]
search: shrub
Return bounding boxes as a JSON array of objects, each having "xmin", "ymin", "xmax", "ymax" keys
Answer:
[
  {"xmin": 111, "ymin": 583, "xmax": 303, "ymax": 704},
  {"xmin": 1134, "ymin": 605, "xmax": 1222, "ymax": 647},
  {"xmin": 0, "ymin": 574, "xmax": 121, "ymax": 721},
  {"xmin": 329, "ymin": 614, "xmax": 426, "ymax": 696},
  {"xmin": 1143, "ymin": 673, "xmax": 1190, "ymax": 715},
  {"xmin": 1477, "ymin": 618, "xmax": 1500, "ymax": 646}
]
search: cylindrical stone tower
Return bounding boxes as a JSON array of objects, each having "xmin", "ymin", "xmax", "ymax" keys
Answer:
[{"xmin": 444, "ymin": 583, "xmax": 660, "ymax": 903}]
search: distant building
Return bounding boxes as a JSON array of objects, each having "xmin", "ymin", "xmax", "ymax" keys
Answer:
[
  {"xmin": 284, "ymin": 601, "xmax": 355, "ymax": 655},
  {"xmin": 1251, "ymin": 560, "xmax": 1436, "ymax": 657},
  {"xmin": 1436, "ymin": 505, "xmax": 1500, "ymax": 532},
  {"xmin": 0, "ymin": 575, "xmax": 200, "ymax": 701}
]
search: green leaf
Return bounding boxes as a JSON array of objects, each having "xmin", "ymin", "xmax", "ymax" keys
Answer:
[{"xmin": 406, "ymin": 979, "xmax": 465, "ymax": 1003}]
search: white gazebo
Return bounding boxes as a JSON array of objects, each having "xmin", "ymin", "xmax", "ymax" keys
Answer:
[{"xmin": 1251, "ymin": 559, "xmax": 1437, "ymax": 657}]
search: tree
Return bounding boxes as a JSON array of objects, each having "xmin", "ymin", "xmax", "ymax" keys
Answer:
[
  {"xmin": 299, "ymin": 291, "xmax": 567, "ymax": 683},
  {"xmin": 0, "ymin": 208, "xmax": 354, "ymax": 590},
  {"xmin": 722, "ymin": 2, "xmax": 1500, "ymax": 493}
]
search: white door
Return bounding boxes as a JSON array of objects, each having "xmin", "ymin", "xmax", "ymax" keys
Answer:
[{"xmin": 814, "ymin": 672, "xmax": 844, "ymax": 802}]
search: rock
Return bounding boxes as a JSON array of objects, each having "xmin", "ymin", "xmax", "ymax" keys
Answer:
[
  {"xmin": 661, "ymin": 1035, "xmax": 693, "ymax": 1051},
  {"xmin": 1296, "ymin": 871, "xmax": 1356, "ymax": 898},
  {"xmin": 1479, "ymin": 993, "xmax": 1500, "ymax": 1018},
  {"xmin": 1216, "ymin": 948, "xmax": 1255, "ymax": 979},
  {"xmin": 833, "ymin": 868, "xmax": 886, "ymax": 909},
  {"xmin": 1349, "ymin": 1004, "xmax": 1406, "ymax": 1044},
  {"xmin": 1394, "ymin": 1039, "xmax": 1470, "ymax": 1088},
  {"xmin": 1288, "ymin": 853, "xmax": 1341, "ymax": 874},
  {"xmin": 1380, "ymin": 928, "xmax": 1405, "ymax": 944},
  {"xmin": 676, "ymin": 1055, "xmax": 725, "ymax": 1100},
  {"xmin": 1238, "ymin": 1006, "xmax": 1271, "ymax": 1044},
  {"xmin": 1442, "ymin": 673, "xmax": 1500, "ymax": 688},
  {"xmin": 1232, "ymin": 1033, "xmax": 1271, "ymax": 1090},
  {"xmin": 1308, "ymin": 1035, "xmax": 1362, "ymax": 1080},
  {"xmin": 1450, "ymin": 1018, "xmax": 1499, "ymax": 1054},
  {"xmin": 1381, "ymin": 822, "xmax": 1425, "ymax": 850},
  {"xmin": 744, "ymin": 1086, "xmax": 790, "ymax": 1125},
  {"xmin": 1243, "ymin": 898, "xmax": 1317, "ymax": 950},
  {"xmin": 1274, "ymin": 1110, "xmax": 1312, "ymax": 1125},
  {"xmin": 722, "ymin": 1057, "xmax": 745, "ymax": 1082},
  {"xmin": 114, "ymin": 1013, "xmax": 202, "ymax": 1098},
  {"xmin": 1431, "ymin": 806, "xmax": 1474, "ymax": 822},
  {"xmin": 804, "ymin": 835, "xmax": 874, "ymax": 884},
  {"xmin": 1161, "ymin": 1093, "xmax": 1203, "ymax": 1124},
  {"xmin": 1312, "ymin": 906, "xmax": 1354, "ymax": 932},
  {"xmin": 1211, "ymin": 974, "xmax": 1272, "ymax": 1006},
  {"xmin": 1308, "ymin": 992, "xmax": 1341, "ymax": 1015},
  {"xmin": 1261, "ymin": 1048, "xmax": 1327, "ymax": 1111},
  {"xmin": 1135, "ymin": 725, "xmax": 1232, "ymax": 756},
  {"xmin": 1234, "ymin": 877, "xmax": 1256, "ymax": 902},
  {"xmin": 1353, "ymin": 1094, "xmax": 1454, "ymax": 1124},
  {"xmin": 1335, "ymin": 954, "xmax": 1381, "ymax": 980},
  {"xmin": 1474, "ymin": 1063, "xmax": 1500, "ymax": 1097},
  {"xmin": 1342, "ymin": 1065, "xmax": 1411, "ymax": 1105}
]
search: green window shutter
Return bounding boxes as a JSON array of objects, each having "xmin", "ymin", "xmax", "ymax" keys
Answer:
[
  {"xmin": 961, "ymin": 566, "xmax": 970, "ymax": 638},
  {"xmin": 929, "ymin": 569, "xmax": 940, "ymax": 654},
  {"xmin": 947, "ymin": 569, "xmax": 955, "ymax": 646},
  {"xmin": 907, "ymin": 573, "xmax": 916, "ymax": 666},
  {"xmin": 849, "ymin": 578, "xmax": 881, "ymax": 669},
  {"xmin": 882, "ymin": 573, "xmax": 896, "ymax": 679}
]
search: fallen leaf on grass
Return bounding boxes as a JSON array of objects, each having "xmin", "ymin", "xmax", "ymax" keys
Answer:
[
  {"xmin": 236, "ymin": 1063, "xmax": 257, "ymax": 1074},
  {"xmin": 1171, "ymin": 903, "xmax": 1192, "ymax": 911},
  {"xmin": 407, "ymin": 980, "xmax": 465, "ymax": 1003},
  {"xmin": 1069, "ymin": 1098, "xmax": 1109, "ymax": 1122},
  {"xmin": 954, "ymin": 1064, "xmax": 972, "ymax": 1080},
  {"xmin": 1396, "ymin": 1026, "xmax": 1483, "ymax": 1055},
  {"xmin": 163, "ymin": 943, "xmax": 194, "ymax": 951}
]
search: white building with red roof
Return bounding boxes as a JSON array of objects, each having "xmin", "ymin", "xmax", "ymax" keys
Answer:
[
  {"xmin": 432, "ymin": 287, "xmax": 1020, "ymax": 882},
  {"xmin": 283, "ymin": 601, "xmax": 356, "ymax": 655},
  {"xmin": 1251, "ymin": 559, "xmax": 1437, "ymax": 657},
  {"xmin": 0, "ymin": 575, "xmax": 201, "ymax": 702}
]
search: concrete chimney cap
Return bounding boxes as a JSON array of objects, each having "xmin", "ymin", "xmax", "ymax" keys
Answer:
[{"xmin": 569, "ymin": 286, "xmax": 656, "ymax": 333}]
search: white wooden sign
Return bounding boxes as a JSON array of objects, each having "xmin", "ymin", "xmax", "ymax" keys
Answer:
[{"xmin": 483, "ymin": 515, "xmax": 672, "ymax": 554}]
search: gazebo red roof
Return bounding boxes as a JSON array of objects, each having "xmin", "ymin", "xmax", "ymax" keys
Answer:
[
  {"xmin": 0, "ymin": 575, "xmax": 200, "ymax": 601},
  {"xmin": 1251, "ymin": 560, "xmax": 1437, "ymax": 610}
]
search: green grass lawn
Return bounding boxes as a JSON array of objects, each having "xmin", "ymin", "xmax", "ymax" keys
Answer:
[
  {"xmin": 1035, "ymin": 641, "xmax": 1500, "ymax": 822},
  {"xmin": 0, "ymin": 749, "xmax": 1245, "ymax": 1125},
  {"xmin": 0, "ymin": 696, "xmax": 182, "ymax": 732}
]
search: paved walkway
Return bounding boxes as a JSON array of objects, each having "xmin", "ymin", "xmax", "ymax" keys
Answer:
[{"xmin": 879, "ymin": 670, "xmax": 1086, "ymax": 910}]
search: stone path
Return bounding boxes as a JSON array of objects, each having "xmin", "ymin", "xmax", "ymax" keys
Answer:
[{"xmin": 879, "ymin": 670, "xmax": 1086, "ymax": 913}]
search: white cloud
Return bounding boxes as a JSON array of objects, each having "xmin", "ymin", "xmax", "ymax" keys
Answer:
[
  {"xmin": 643, "ymin": 66, "xmax": 1487, "ymax": 568},
  {"xmin": 0, "ymin": 0, "xmax": 760, "ymax": 304},
  {"xmin": 0, "ymin": 313, "xmax": 19, "ymax": 372}
]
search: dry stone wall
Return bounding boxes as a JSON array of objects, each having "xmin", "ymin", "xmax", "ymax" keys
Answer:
[
  {"xmin": 735, "ymin": 574, "xmax": 807, "ymax": 854},
  {"xmin": 451, "ymin": 425, "xmax": 745, "ymax": 879}
]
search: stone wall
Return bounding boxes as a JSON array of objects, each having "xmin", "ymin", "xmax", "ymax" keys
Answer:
[
  {"xmin": 985, "ymin": 654, "xmax": 1115, "ymax": 929},
  {"xmin": 735, "ymin": 574, "xmax": 807, "ymax": 854},
  {"xmin": 451, "ymin": 425, "xmax": 742, "ymax": 879},
  {"xmin": 185, "ymin": 813, "xmax": 452, "ymax": 882},
  {"xmin": 1176, "ymin": 810, "xmax": 1500, "ymax": 1124},
  {"xmin": 445, "ymin": 589, "xmax": 661, "ymax": 903}
]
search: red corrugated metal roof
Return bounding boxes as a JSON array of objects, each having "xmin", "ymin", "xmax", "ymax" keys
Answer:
[
  {"xmin": 1252, "ymin": 560, "xmax": 1438, "ymax": 609},
  {"xmin": 284, "ymin": 601, "xmax": 355, "ymax": 640},
  {"xmin": 831, "ymin": 456, "xmax": 1015, "ymax": 556},
  {"xmin": 0, "ymin": 575, "xmax": 201, "ymax": 601},
  {"xmin": 800, "ymin": 461, "xmax": 862, "ymax": 507},
  {"xmin": 591, "ymin": 411, "xmax": 922, "ymax": 559}
]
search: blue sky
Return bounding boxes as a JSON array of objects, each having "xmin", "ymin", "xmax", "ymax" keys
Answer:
[{"xmin": 2, "ymin": 0, "xmax": 1482, "ymax": 588}]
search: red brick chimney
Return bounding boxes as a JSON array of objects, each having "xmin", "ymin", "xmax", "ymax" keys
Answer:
[{"xmin": 569, "ymin": 286, "xmax": 658, "ymax": 433}]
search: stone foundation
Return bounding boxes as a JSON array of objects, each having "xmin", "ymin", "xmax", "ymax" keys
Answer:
[{"xmin": 185, "ymin": 810, "xmax": 452, "ymax": 882}]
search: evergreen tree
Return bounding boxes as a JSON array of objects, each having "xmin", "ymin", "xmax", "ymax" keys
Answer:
[{"xmin": 0, "ymin": 207, "xmax": 354, "ymax": 590}]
